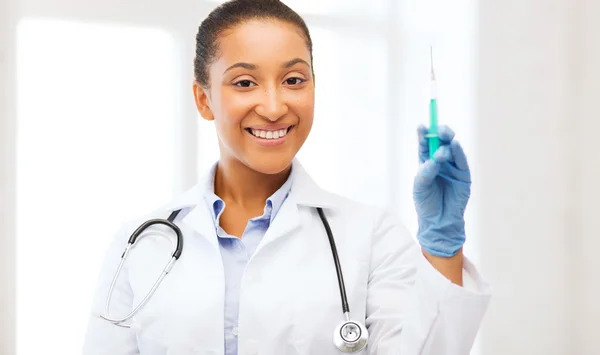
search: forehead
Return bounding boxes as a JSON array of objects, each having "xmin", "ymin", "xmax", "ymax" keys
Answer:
[{"xmin": 214, "ymin": 19, "xmax": 310, "ymax": 67}]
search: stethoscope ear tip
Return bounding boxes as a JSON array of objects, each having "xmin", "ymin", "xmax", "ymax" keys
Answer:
[{"xmin": 333, "ymin": 320, "xmax": 369, "ymax": 353}]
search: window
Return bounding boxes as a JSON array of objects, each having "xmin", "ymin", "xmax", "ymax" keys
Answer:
[
  {"xmin": 16, "ymin": 18, "xmax": 179, "ymax": 355},
  {"xmin": 296, "ymin": 26, "xmax": 390, "ymax": 204}
]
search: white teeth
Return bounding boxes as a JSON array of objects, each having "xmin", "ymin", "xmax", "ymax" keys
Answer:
[{"xmin": 250, "ymin": 128, "xmax": 290, "ymax": 140}]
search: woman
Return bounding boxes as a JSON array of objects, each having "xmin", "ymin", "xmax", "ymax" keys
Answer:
[{"xmin": 83, "ymin": 1, "xmax": 490, "ymax": 354}]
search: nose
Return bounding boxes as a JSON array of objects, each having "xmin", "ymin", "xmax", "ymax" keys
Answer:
[{"xmin": 255, "ymin": 87, "xmax": 288, "ymax": 121}]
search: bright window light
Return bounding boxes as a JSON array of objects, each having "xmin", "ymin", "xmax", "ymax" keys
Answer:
[
  {"xmin": 297, "ymin": 26, "xmax": 390, "ymax": 206},
  {"xmin": 16, "ymin": 18, "xmax": 178, "ymax": 355}
]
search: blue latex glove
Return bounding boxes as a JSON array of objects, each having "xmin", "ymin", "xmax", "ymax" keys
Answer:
[{"xmin": 413, "ymin": 125, "xmax": 471, "ymax": 257}]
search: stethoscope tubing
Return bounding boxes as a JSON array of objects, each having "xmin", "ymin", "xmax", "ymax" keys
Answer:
[{"xmin": 101, "ymin": 207, "xmax": 367, "ymax": 352}]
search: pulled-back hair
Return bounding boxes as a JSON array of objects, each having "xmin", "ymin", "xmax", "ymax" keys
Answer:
[{"xmin": 194, "ymin": 0, "xmax": 313, "ymax": 87}]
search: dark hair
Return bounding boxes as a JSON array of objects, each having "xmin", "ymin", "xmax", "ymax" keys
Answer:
[{"xmin": 194, "ymin": 0, "xmax": 313, "ymax": 88}]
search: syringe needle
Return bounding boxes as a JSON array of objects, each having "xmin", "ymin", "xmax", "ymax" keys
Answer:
[{"xmin": 430, "ymin": 45, "xmax": 436, "ymax": 81}]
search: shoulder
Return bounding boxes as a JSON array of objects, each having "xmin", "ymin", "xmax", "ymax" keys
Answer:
[
  {"xmin": 314, "ymin": 188, "xmax": 419, "ymax": 276},
  {"xmin": 321, "ymin": 189, "xmax": 380, "ymax": 219},
  {"xmin": 318, "ymin": 188, "xmax": 409, "ymax": 239},
  {"xmin": 290, "ymin": 160, "xmax": 407, "ymax": 235},
  {"xmin": 114, "ymin": 182, "xmax": 205, "ymax": 238}
]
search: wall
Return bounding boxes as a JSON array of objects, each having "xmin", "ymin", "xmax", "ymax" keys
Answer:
[
  {"xmin": 477, "ymin": 0, "xmax": 571, "ymax": 353},
  {"xmin": 477, "ymin": 0, "xmax": 600, "ymax": 354},
  {"xmin": 0, "ymin": 0, "xmax": 17, "ymax": 353},
  {"xmin": 571, "ymin": 0, "xmax": 600, "ymax": 354}
]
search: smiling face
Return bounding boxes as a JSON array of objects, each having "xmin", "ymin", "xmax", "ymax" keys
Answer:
[{"xmin": 193, "ymin": 19, "xmax": 315, "ymax": 175}]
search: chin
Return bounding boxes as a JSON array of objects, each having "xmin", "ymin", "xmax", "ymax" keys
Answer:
[{"xmin": 243, "ymin": 155, "xmax": 294, "ymax": 175}]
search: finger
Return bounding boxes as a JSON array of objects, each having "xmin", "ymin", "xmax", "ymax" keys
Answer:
[
  {"xmin": 417, "ymin": 124, "xmax": 429, "ymax": 137},
  {"xmin": 417, "ymin": 124, "xmax": 429, "ymax": 162},
  {"xmin": 433, "ymin": 145, "xmax": 452, "ymax": 164},
  {"xmin": 414, "ymin": 159, "xmax": 441, "ymax": 187},
  {"xmin": 417, "ymin": 124, "xmax": 429, "ymax": 149},
  {"xmin": 450, "ymin": 139, "xmax": 469, "ymax": 171},
  {"xmin": 437, "ymin": 125, "xmax": 455, "ymax": 144}
]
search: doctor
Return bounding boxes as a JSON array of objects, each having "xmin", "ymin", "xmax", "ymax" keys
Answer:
[{"xmin": 83, "ymin": 0, "xmax": 490, "ymax": 354}]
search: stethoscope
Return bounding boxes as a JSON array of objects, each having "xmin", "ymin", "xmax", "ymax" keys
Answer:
[{"xmin": 101, "ymin": 207, "xmax": 369, "ymax": 353}]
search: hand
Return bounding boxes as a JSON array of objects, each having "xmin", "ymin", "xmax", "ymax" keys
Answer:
[{"xmin": 413, "ymin": 125, "xmax": 471, "ymax": 258}]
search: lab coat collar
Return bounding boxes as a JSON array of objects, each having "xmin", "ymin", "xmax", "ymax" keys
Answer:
[
  {"xmin": 286, "ymin": 159, "xmax": 338, "ymax": 210},
  {"xmin": 160, "ymin": 159, "xmax": 337, "ymax": 248},
  {"xmin": 161, "ymin": 181, "xmax": 220, "ymax": 250},
  {"xmin": 257, "ymin": 159, "xmax": 340, "ymax": 251},
  {"xmin": 164, "ymin": 158, "xmax": 337, "ymax": 212}
]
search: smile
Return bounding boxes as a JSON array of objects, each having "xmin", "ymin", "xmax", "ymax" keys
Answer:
[
  {"xmin": 244, "ymin": 125, "xmax": 295, "ymax": 147},
  {"xmin": 246, "ymin": 126, "xmax": 293, "ymax": 140}
]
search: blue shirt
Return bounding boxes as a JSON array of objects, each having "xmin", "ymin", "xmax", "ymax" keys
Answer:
[{"xmin": 203, "ymin": 166, "xmax": 293, "ymax": 355}]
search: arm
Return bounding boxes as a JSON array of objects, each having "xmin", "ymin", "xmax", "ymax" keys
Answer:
[
  {"xmin": 365, "ymin": 210, "xmax": 490, "ymax": 355},
  {"xmin": 365, "ymin": 124, "xmax": 490, "ymax": 354},
  {"xmin": 82, "ymin": 225, "xmax": 139, "ymax": 355},
  {"xmin": 422, "ymin": 250, "xmax": 463, "ymax": 286}
]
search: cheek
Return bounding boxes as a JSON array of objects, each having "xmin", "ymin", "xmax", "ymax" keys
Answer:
[
  {"xmin": 298, "ymin": 90, "xmax": 315, "ymax": 114},
  {"xmin": 212, "ymin": 89, "xmax": 252, "ymax": 135},
  {"xmin": 294, "ymin": 89, "xmax": 315, "ymax": 133}
]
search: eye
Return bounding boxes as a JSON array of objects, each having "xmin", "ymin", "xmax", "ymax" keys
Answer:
[
  {"xmin": 234, "ymin": 80, "xmax": 257, "ymax": 88},
  {"xmin": 284, "ymin": 77, "xmax": 305, "ymax": 85}
]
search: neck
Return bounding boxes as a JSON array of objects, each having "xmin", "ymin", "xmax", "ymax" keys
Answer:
[{"xmin": 214, "ymin": 157, "xmax": 291, "ymax": 210}]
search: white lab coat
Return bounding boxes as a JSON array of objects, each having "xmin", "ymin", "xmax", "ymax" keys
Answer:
[{"xmin": 83, "ymin": 161, "xmax": 491, "ymax": 355}]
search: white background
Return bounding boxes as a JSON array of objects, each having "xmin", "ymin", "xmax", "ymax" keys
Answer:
[{"xmin": 1, "ymin": 0, "xmax": 599, "ymax": 354}]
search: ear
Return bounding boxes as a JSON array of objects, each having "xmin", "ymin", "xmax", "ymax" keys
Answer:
[{"xmin": 193, "ymin": 81, "xmax": 214, "ymax": 121}]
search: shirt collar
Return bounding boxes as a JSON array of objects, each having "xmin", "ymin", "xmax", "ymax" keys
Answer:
[
  {"xmin": 202, "ymin": 162, "xmax": 294, "ymax": 224},
  {"xmin": 163, "ymin": 158, "xmax": 338, "ymax": 218}
]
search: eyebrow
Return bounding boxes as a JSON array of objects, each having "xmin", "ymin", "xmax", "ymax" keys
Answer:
[
  {"xmin": 223, "ymin": 58, "xmax": 310, "ymax": 74},
  {"xmin": 223, "ymin": 62, "xmax": 257, "ymax": 74},
  {"xmin": 283, "ymin": 58, "xmax": 310, "ymax": 69}
]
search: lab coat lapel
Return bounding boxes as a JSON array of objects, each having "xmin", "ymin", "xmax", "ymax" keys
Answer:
[
  {"xmin": 258, "ymin": 160, "xmax": 337, "ymax": 250},
  {"xmin": 180, "ymin": 200, "xmax": 219, "ymax": 251},
  {"xmin": 166, "ymin": 160, "xmax": 338, "ymax": 252},
  {"xmin": 161, "ymin": 174, "xmax": 219, "ymax": 251},
  {"xmin": 259, "ymin": 196, "xmax": 301, "ymax": 249},
  {"xmin": 288, "ymin": 160, "xmax": 338, "ymax": 210}
]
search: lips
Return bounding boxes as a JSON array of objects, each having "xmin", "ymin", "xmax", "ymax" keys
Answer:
[
  {"xmin": 245, "ymin": 125, "xmax": 295, "ymax": 147},
  {"xmin": 248, "ymin": 127, "xmax": 291, "ymax": 139}
]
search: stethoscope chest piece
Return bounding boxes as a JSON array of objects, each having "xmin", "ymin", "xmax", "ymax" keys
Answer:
[{"xmin": 333, "ymin": 316, "xmax": 369, "ymax": 353}]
